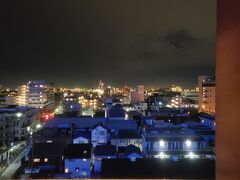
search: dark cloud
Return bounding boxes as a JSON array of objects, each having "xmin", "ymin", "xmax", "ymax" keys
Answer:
[{"xmin": 0, "ymin": 0, "xmax": 216, "ymax": 88}]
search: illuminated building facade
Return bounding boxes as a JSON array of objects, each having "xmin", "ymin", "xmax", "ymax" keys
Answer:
[
  {"xmin": 131, "ymin": 85, "xmax": 144, "ymax": 103},
  {"xmin": 27, "ymin": 80, "xmax": 54, "ymax": 110},
  {"xmin": 79, "ymin": 96, "xmax": 99, "ymax": 110},
  {"xmin": 123, "ymin": 82, "xmax": 131, "ymax": 97},
  {"xmin": 17, "ymin": 85, "xmax": 27, "ymax": 106},
  {"xmin": 63, "ymin": 95, "xmax": 81, "ymax": 114},
  {"xmin": 105, "ymin": 86, "xmax": 114, "ymax": 98},
  {"xmin": 198, "ymin": 76, "xmax": 215, "ymax": 114},
  {"xmin": 170, "ymin": 95, "xmax": 183, "ymax": 108}
]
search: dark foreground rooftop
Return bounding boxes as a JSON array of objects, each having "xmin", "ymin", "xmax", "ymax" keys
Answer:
[{"xmin": 101, "ymin": 158, "xmax": 215, "ymax": 179}]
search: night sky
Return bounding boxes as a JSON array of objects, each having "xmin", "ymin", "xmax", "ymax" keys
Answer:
[{"xmin": 0, "ymin": 0, "xmax": 216, "ymax": 88}]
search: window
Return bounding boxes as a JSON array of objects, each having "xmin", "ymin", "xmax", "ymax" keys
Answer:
[
  {"xmin": 34, "ymin": 158, "xmax": 40, "ymax": 162},
  {"xmin": 44, "ymin": 158, "xmax": 48, "ymax": 162},
  {"xmin": 99, "ymin": 131, "xmax": 105, "ymax": 135},
  {"xmin": 65, "ymin": 168, "xmax": 68, "ymax": 173}
]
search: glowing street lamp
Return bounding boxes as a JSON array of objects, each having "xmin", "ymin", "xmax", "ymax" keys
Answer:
[
  {"xmin": 188, "ymin": 152, "xmax": 198, "ymax": 159},
  {"xmin": 159, "ymin": 152, "xmax": 168, "ymax": 159},
  {"xmin": 36, "ymin": 124, "xmax": 42, "ymax": 129},
  {"xmin": 159, "ymin": 140, "xmax": 165, "ymax": 147},
  {"xmin": 185, "ymin": 139, "xmax": 192, "ymax": 148},
  {"xmin": 16, "ymin": 112, "xmax": 22, "ymax": 118}
]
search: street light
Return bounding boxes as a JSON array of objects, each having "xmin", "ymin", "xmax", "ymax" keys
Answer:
[
  {"xmin": 36, "ymin": 124, "xmax": 42, "ymax": 129},
  {"xmin": 16, "ymin": 112, "xmax": 22, "ymax": 118},
  {"xmin": 188, "ymin": 152, "xmax": 198, "ymax": 159},
  {"xmin": 159, "ymin": 152, "xmax": 168, "ymax": 159},
  {"xmin": 185, "ymin": 139, "xmax": 192, "ymax": 148},
  {"xmin": 159, "ymin": 140, "xmax": 165, "ymax": 147}
]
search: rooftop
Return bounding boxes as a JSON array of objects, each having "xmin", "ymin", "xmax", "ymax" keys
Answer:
[
  {"xmin": 94, "ymin": 144, "xmax": 117, "ymax": 156},
  {"xmin": 64, "ymin": 144, "xmax": 92, "ymax": 159}
]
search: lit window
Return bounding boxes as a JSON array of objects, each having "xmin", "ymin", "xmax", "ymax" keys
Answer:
[
  {"xmin": 65, "ymin": 168, "xmax": 69, "ymax": 173},
  {"xmin": 44, "ymin": 158, "xmax": 48, "ymax": 162},
  {"xmin": 34, "ymin": 158, "xmax": 40, "ymax": 162}
]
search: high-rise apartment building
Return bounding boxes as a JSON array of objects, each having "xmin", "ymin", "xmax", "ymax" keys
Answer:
[
  {"xmin": 17, "ymin": 85, "xmax": 27, "ymax": 106},
  {"xmin": 26, "ymin": 80, "xmax": 54, "ymax": 110},
  {"xmin": 131, "ymin": 85, "xmax": 144, "ymax": 103},
  {"xmin": 198, "ymin": 76, "xmax": 215, "ymax": 114}
]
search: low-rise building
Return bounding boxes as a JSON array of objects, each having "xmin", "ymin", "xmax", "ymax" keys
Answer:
[
  {"xmin": 64, "ymin": 144, "xmax": 92, "ymax": 178},
  {"xmin": 143, "ymin": 128, "xmax": 212, "ymax": 160},
  {"xmin": 94, "ymin": 144, "xmax": 117, "ymax": 173},
  {"xmin": 73, "ymin": 130, "xmax": 91, "ymax": 144},
  {"xmin": 111, "ymin": 130, "xmax": 143, "ymax": 151},
  {"xmin": 91, "ymin": 124, "xmax": 108, "ymax": 147},
  {"xmin": 125, "ymin": 144, "xmax": 143, "ymax": 161},
  {"xmin": 32, "ymin": 143, "xmax": 66, "ymax": 173}
]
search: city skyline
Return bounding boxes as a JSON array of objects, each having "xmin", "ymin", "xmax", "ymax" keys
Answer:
[
  {"xmin": 0, "ymin": 0, "xmax": 216, "ymax": 88},
  {"xmin": 1, "ymin": 79, "xmax": 200, "ymax": 90}
]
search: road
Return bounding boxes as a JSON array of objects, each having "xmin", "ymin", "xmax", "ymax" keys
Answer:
[{"xmin": 0, "ymin": 148, "xmax": 26, "ymax": 179}]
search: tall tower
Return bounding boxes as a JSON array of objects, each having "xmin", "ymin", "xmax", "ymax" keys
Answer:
[
  {"xmin": 123, "ymin": 82, "xmax": 131, "ymax": 97},
  {"xmin": 198, "ymin": 76, "xmax": 215, "ymax": 114},
  {"xmin": 98, "ymin": 80, "xmax": 104, "ymax": 90}
]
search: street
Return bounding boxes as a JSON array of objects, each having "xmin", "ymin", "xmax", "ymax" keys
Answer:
[{"xmin": 0, "ymin": 148, "xmax": 27, "ymax": 179}]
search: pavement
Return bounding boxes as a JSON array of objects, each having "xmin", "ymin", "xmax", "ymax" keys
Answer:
[{"xmin": 0, "ymin": 147, "xmax": 27, "ymax": 179}]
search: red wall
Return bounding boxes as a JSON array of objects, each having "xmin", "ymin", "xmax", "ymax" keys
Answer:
[{"xmin": 216, "ymin": 0, "xmax": 240, "ymax": 179}]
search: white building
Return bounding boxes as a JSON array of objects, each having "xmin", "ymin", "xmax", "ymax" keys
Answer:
[
  {"xmin": 26, "ymin": 80, "xmax": 54, "ymax": 110},
  {"xmin": 91, "ymin": 124, "xmax": 108, "ymax": 147},
  {"xmin": 143, "ymin": 132, "xmax": 208, "ymax": 160},
  {"xmin": 110, "ymin": 130, "xmax": 143, "ymax": 151},
  {"xmin": 0, "ymin": 107, "xmax": 40, "ymax": 145}
]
